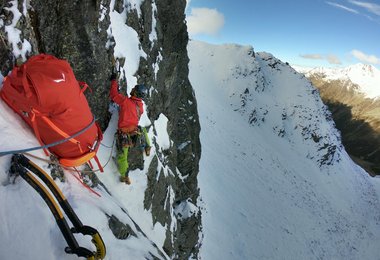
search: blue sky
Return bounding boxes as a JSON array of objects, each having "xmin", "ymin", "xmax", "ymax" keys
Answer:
[{"xmin": 185, "ymin": 0, "xmax": 380, "ymax": 68}]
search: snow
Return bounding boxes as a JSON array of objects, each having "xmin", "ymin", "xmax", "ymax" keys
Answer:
[
  {"xmin": 177, "ymin": 141, "xmax": 191, "ymax": 151},
  {"xmin": 149, "ymin": 2, "xmax": 158, "ymax": 43},
  {"xmin": 295, "ymin": 63, "xmax": 380, "ymax": 99},
  {"xmin": 188, "ymin": 40, "xmax": 380, "ymax": 260},
  {"xmin": 108, "ymin": 0, "xmax": 147, "ymax": 91},
  {"xmin": 154, "ymin": 113, "xmax": 170, "ymax": 151},
  {"xmin": 3, "ymin": 0, "xmax": 31, "ymax": 61},
  {"xmin": 126, "ymin": 0, "xmax": 143, "ymax": 17},
  {"xmin": 153, "ymin": 51, "xmax": 162, "ymax": 80},
  {"xmin": 98, "ymin": 2, "xmax": 108, "ymax": 23},
  {"xmin": 173, "ymin": 199, "xmax": 199, "ymax": 220}
]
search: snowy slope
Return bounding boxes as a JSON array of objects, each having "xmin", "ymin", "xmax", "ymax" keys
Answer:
[
  {"xmin": 295, "ymin": 64, "xmax": 380, "ymax": 99},
  {"xmin": 188, "ymin": 41, "xmax": 380, "ymax": 260}
]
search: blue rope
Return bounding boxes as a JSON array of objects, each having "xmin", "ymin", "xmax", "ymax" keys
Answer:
[
  {"xmin": 100, "ymin": 142, "xmax": 114, "ymax": 149},
  {"xmin": 0, "ymin": 117, "xmax": 96, "ymax": 157}
]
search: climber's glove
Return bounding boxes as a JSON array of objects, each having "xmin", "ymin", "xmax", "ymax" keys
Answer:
[{"xmin": 110, "ymin": 72, "xmax": 117, "ymax": 81}]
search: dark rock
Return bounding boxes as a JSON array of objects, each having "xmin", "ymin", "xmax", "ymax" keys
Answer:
[
  {"xmin": 114, "ymin": 0, "xmax": 125, "ymax": 14},
  {"xmin": 128, "ymin": 145, "xmax": 144, "ymax": 171},
  {"xmin": 127, "ymin": 0, "xmax": 201, "ymax": 258},
  {"xmin": 48, "ymin": 156, "xmax": 65, "ymax": 182},
  {"xmin": 108, "ymin": 214, "xmax": 136, "ymax": 239},
  {"xmin": 0, "ymin": 30, "xmax": 14, "ymax": 74}
]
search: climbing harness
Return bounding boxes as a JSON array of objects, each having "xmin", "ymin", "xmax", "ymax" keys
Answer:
[
  {"xmin": 116, "ymin": 126, "xmax": 150, "ymax": 151},
  {"xmin": 116, "ymin": 129, "xmax": 138, "ymax": 148},
  {"xmin": 10, "ymin": 154, "xmax": 106, "ymax": 260}
]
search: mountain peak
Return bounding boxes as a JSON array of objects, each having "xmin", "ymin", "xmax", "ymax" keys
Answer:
[
  {"xmin": 295, "ymin": 63, "xmax": 380, "ymax": 99},
  {"xmin": 345, "ymin": 63, "xmax": 377, "ymax": 76}
]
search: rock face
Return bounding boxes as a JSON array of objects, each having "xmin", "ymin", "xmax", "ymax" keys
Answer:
[
  {"xmin": 1, "ymin": 0, "xmax": 201, "ymax": 258},
  {"xmin": 126, "ymin": 1, "xmax": 202, "ymax": 258},
  {"xmin": 308, "ymin": 75, "xmax": 380, "ymax": 175}
]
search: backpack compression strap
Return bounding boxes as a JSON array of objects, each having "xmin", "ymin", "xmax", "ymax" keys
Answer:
[{"xmin": 30, "ymin": 108, "xmax": 84, "ymax": 153}]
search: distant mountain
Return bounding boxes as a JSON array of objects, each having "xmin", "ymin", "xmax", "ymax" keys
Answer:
[
  {"xmin": 295, "ymin": 64, "xmax": 380, "ymax": 175},
  {"xmin": 295, "ymin": 64, "xmax": 380, "ymax": 99}
]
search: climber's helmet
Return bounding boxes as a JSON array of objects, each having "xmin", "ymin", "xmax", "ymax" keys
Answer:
[{"xmin": 131, "ymin": 84, "xmax": 148, "ymax": 99}]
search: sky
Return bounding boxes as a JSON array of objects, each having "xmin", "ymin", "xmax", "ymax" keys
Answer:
[{"xmin": 185, "ymin": 0, "xmax": 380, "ymax": 69}]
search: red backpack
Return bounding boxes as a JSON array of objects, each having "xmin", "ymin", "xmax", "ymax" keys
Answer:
[{"xmin": 1, "ymin": 54, "xmax": 103, "ymax": 170}]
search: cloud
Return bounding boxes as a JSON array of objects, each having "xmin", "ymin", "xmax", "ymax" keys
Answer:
[
  {"xmin": 350, "ymin": 49, "xmax": 380, "ymax": 64},
  {"xmin": 186, "ymin": 8, "xmax": 225, "ymax": 36},
  {"xmin": 327, "ymin": 54, "xmax": 342, "ymax": 64},
  {"xmin": 302, "ymin": 51, "xmax": 380, "ymax": 66},
  {"xmin": 349, "ymin": 0, "xmax": 380, "ymax": 16},
  {"xmin": 326, "ymin": 1, "xmax": 359, "ymax": 14},
  {"xmin": 300, "ymin": 54, "xmax": 324, "ymax": 60},
  {"xmin": 300, "ymin": 53, "xmax": 342, "ymax": 64},
  {"xmin": 326, "ymin": 1, "xmax": 380, "ymax": 24}
]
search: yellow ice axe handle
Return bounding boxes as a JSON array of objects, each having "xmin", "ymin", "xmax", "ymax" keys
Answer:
[
  {"xmin": 72, "ymin": 225, "xmax": 106, "ymax": 260},
  {"xmin": 91, "ymin": 233, "xmax": 107, "ymax": 260}
]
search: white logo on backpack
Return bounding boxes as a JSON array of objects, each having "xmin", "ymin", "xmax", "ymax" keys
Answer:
[{"xmin": 53, "ymin": 73, "xmax": 66, "ymax": 83}]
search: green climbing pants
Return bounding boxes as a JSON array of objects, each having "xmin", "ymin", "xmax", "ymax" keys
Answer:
[
  {"xmin": 141, "ymin": 126, "xmax": 151, "ymax": 147},
  {"xmin": 116, "ymin": 146, "xmax": 129, "ymax": 177}
]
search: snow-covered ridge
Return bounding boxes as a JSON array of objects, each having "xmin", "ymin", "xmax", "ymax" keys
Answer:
[
  {"xmin": 189, "ymin": 40, "xmax": 342, "ymax": 168},
  {"xmin": 295, "ymin": 63, "xmax": 380, "ymax": 99},
  {"xmin": 188, "ymin": 40, "xmax": 380, "ymax": 259}
]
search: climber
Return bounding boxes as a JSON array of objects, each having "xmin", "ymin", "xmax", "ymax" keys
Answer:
[{"xmin": 110, "ymin": 72, "xmax": 151, "ymax": 185}]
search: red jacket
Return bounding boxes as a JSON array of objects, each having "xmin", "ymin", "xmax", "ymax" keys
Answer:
[{"xmin": 110, "ymin": 80, "xmax": 144, "ymax": 133}]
